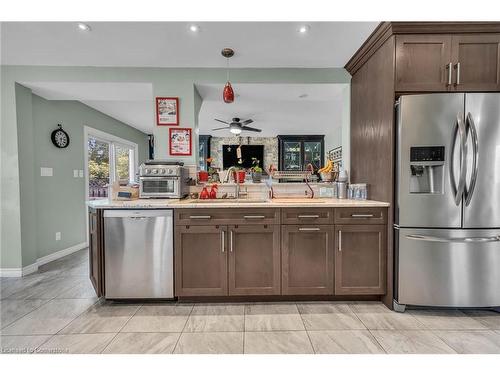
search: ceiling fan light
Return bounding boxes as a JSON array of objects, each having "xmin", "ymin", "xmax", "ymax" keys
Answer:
[{"xmin": 230, "ymin": 127, "xmax": 241, "ymax": 135}]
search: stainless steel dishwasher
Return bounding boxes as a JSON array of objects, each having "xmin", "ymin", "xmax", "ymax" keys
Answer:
[{"xmin": 103, "ymin": 209, "xmax": 173, "ymax": 299}]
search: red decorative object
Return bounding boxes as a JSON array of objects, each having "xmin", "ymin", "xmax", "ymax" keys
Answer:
[
  {"xmin": 223, "ymin": 82, "xmax": 234, "ymax": 103},
  {"xmin": 198, "ymin": 171, "xmax": 209, "ymax": 182},
  {"xmin": 199, "ymin": 186, "xmax": 209, "ymax": 200},
  {"xmin": 169, "ymin": 128, "xmax": 192, "ymax": 156},
  {"xmin": 209, "ymin": 184, "xmax": 218, "ymax": 199},
  {"xmin": 156, "ymin": 97, "xmax": 179, "ymax": 126},
  {"xmin": 233, "ymin": 171, "xmax": 246, "ymax": 184}
]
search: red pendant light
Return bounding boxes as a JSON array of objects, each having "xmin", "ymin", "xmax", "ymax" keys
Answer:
[
  {"xmin": 221, "ymin": 48, "xmax": 235, "ymax": 104},
  {"xmin": 223, "ymin": 82, "xmax": 234, "ymax": 103}
]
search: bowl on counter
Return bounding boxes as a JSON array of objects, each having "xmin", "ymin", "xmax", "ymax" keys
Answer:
[{"xmin": 319, "ymin": 171, "xmax": 338, "ymax": 182}]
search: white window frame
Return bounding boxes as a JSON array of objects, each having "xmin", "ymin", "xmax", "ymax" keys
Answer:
[{"xmin": 83, "ymin": 126, "xmax": 139, "ymax": 243}]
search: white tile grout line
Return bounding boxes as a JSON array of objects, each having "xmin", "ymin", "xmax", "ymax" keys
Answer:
[
  {"xmin": 171, "ymin": 303, "xmax": 195, "ymax": 354},
  {"xmin": 243, "ymin": 303, "xmax": 246, "ymax": 354},
  {"xmin": 345, "ymin": 303, "xmax": 388, "ymax": 354},
  {"xmin": 99, "ymin": 303, "xmax": 144, "ymax": 354},
  {"xmin": 296, "ymin": 302, "xmax": 316, "ymax": 354}
]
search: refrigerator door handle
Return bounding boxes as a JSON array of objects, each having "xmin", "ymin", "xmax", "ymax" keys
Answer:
[
  {"xmin": 406, "ymin": 234, "xmax": 500, "ymax": 243},
  {"xmin": 465, "ymin": 112, "xmax": 479, "ymax": 207},
  {"xmin": 449, "ymin": 114, "xmax": 467, "ymax": 206}
]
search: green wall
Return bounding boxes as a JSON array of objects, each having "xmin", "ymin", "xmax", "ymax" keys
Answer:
[
  {"xmin": 1, "ymin": 65, "xmax": 350, "ymax": 269},
  {"xmin": 31, "ymin": 94, "xmax": 148, "ymax": 260}
]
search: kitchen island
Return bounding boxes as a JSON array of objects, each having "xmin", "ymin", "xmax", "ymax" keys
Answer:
[{"xmin": 87, "ymin": 198, "xmax": 390, "ymax": 304}]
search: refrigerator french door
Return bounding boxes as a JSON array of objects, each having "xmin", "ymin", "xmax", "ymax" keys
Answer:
[{"xmin": 395, "ymin": 93, "xmax": 500, "ymax": 310}]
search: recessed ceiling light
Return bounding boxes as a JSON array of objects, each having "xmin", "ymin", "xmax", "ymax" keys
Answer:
[
  {"xmin": 298, "ymin": 25, "xmax": 310, "ymax": 34},
  {"xmin": 77, "ymin": 23, "xmax": 91, "ymax": 32},
  {"xmin": 189, "ymin": 24, "xmax": 200, "ymax": 32}
]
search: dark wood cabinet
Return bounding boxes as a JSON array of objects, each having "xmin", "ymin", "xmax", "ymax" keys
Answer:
[
  {"xmin": 396, "ymin": 34, "xmax": 452, "ymax": 92},
  {"xmin": 88, "ymin": 208, "xmax": 104, "ymax": 297},
  {"xmin": 281, "ymin": 225, "xmax": 334, "ymax": 295},
  {"xmin": 334, "ymin": 225, "xmax": 386, "ymax": 295},
  {"xmin": 228, "ymin": 224, "xmax": 280, "ymax": 295},
  {"xmin": 396, "ymin": 32, "xmax": 500, "ymax": 92},
  {"xmin": 174, "ymin": 225, "xmax": 228, "ymax": 296},
  {"xmin": 346, "ymin": 22, "xmax": 500, "ymax": 308},
  {"xmin": 278, "ymin": 135, "xmax": 325, "ymax": 172},
  {"xmin": 451, "ymin": 34, "xmax": 500, "ymax": 91}
]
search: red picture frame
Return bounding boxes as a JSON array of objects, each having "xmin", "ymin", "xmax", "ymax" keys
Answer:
[
  {"xmin": 156, "ymin": 97, "xmax": 179, "ymax": 126},
  {"xmin": 169, "ymin": 128, "xmax": 192, "ymax": 156}
]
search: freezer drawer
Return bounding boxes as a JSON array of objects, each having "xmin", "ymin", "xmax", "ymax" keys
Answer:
[
  {"xmin": 397, "ymin": 228, "xmax": 500, "ymax": 308},
  {"xmin": 104, "ymin": 209, "xmax": 173, "ymax": 299}
]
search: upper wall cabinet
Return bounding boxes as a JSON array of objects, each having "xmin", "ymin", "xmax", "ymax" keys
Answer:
[
  {"xmin": 396, "ymin": 33, "xmax": 500, "ymax": 92},
  {"xmin": 396, "ymin": 35, "xmax": 453, "ymax": 92},
  {"xmin": 451, "ymin": 34, "xmax": 500, "ymax": 91}
]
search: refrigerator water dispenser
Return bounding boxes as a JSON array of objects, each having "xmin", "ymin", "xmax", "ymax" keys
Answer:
[{"xmin": 409, "ymin": 146, "xmax": 445, "ymax": 194}]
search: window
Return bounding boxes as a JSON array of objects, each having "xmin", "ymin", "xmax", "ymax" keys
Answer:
[
  {"xmin": 114, "ymin": 143, "xmax": 135, "ymax": 184},
  {"xmin": 85, "ymin": 127, "xmax": 138, "ymax": 200}
]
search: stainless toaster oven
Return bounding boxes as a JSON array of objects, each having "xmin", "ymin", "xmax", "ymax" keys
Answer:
[{"xmin": 139, "ymin": 161, "xmax": 189, "ymax": 198}]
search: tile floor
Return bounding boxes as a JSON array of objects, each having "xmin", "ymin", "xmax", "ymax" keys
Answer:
[{"xmin": 1, "ymin": 249, "xmax": 500, "ymax": 354}]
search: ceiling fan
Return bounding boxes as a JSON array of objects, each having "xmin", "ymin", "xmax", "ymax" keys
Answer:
[{"xmin": 212, "ymin": 117, "xmax": 262, "ymax": 135}]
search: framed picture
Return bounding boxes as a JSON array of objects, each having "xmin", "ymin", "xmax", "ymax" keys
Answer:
[
  {"xmin": 156, "ymin": 97, "xmax": 179, "ymax": 125},
  {"xmin": 169, "ymin": 128, "xmax": 192, "ymax": 156}
]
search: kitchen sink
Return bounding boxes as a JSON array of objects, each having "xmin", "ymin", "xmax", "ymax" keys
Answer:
[
  {"xmin": 191, "ymin": 198, "xmax": 270, "ymax": 203},
  {"xmin": 271, "ymin": 198, "xmax": 327, "ymax": 203}
]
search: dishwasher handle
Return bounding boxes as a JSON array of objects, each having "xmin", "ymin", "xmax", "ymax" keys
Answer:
[{"xmin": 103, "ymin": 209, "xmax": 173, "ymax": 218}]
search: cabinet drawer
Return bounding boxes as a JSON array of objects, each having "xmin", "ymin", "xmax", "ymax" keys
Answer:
[
  {"xmin": 334, "ymin": 207, "xmax": 387, "ymax": 224},
  {"xmin": 175, "ymin": 208, "xmax": 280, "ymax": 225},
  {"xmin": 281, "ymin": 208, "xmax": 333, "ymax": 224}
]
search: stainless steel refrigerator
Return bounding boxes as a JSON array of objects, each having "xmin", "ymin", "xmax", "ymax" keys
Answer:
[{"xmin": 394, "ymin": 93, "xmax": 500, "ymax": 312}]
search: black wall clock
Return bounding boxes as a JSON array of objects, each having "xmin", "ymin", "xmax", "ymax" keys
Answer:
[{"xmin": 51, "ymin": 124, "xmax": 70, "ymax": 148}]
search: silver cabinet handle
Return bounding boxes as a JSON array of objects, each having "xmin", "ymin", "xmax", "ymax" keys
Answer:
[
  {"xmin": 351, "ymin": 214, "xmax": 374, "ymax": 218},
  {"xmin": 221, "ymin": 230, "xmax": 225, "ymax": 253},
  {"xmin": 449, "ymin": 114, "xmax": 467, "ymax": 206},
  {"xmin": 455, "ymin": 62, "xmax": 461, "ymax": 85},
  {"xmin": 298, "ymin": 214, "xmax": 320, "ymax": 218},
  {"xmin": 243, "ymin": 215, "xmax": 265, "ymax": 219},
  {"xmin": 298, "ymin": 227, "xmax": 321, "ymax": 231},
  {"xmin": 190, "ymin": 215, "xmax": 211, "ymax": 219},
  {"xmin": 465, "ymin": 112, "xmax": 479, "ymax": 207},
  {"xmin": 230, "ymin": 230, "xmax": 234, "ymax": 252},
  {"xmin": 406, "ymin": 234, "xmax": 500, "ymax": 243},
  {"xmin": 447, "ymin": 62, "xmax": 452, "ymax": 86},
  {"xmin": 339, "ymin": 230, "xmax": 342, "ymax": 252}
]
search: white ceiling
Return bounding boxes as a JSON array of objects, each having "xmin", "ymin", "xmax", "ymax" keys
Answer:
[
  {"xmin": 22, "ymin": 81, "xmax": 348, "ymax": 137},
  {"xmin": 1, "ymin": 22, "xmax": 378, "ymax": 67},
  {"xmin": 197, "ymin": 83, "xmax": 347, "ymax": 138},
  {"xmin": 22, "ymin": 82, "xmax": 153, "ymax": 133}
]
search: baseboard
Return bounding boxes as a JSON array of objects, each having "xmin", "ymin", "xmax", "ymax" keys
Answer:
[
  {"xmin": 0, "ymin": 242, "xmax": 88, "ymax": 278},
  {"xmin": 22, "ymin": 263, "xmax": 39, "ymax": 276},
  {"xmin": 36, "ymin": 242, "xmax": 88, "ymax": 267},
  {"xmin": 0, "ymin": 268, "xmax": 23, "ymax": 277}
]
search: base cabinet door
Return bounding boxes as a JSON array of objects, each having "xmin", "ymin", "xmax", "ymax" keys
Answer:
[
  {"xmin": 175, "ymin": 225, "xmax": 228, "ymax": 296},
  {"xmin": 228, "ymin": 225, "xmax": 280, "ymax": 295},
  {"xmin": 335, "ymin": 225, "xmax": 386, "ymax": 295},
  {"xmin": 88, "ymin": 208, "xmax": 103, "ymax": 297},
  {"xmin": 451, "ymin": 34, "xmax": 500, "ymax": 91},
  {"xmin": 281, "ymin": 225, "xmax": 334, "ymax": 295}
]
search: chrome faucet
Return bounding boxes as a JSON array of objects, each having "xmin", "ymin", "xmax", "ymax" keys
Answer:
[{"xmin": 224, "ymin": 166, "xmax": 245, "ymax": 199}]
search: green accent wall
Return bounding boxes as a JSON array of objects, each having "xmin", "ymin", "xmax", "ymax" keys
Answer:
[
  {"xmin": 31, "ymin": 94, "xmax": 148, "ymax": 260},
  {"xmin": 1, "ymin": 65, "xmax": 350, "ymax": 269}
]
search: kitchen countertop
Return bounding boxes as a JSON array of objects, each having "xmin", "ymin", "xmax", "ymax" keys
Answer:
[{"xmin": 87, "ymin": 198, "xmax": 389, "ymax": 209}]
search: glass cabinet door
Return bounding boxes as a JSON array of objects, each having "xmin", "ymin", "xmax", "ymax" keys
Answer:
[
  {"xmin": 283, "ymin": 141, "xmax": 302, "ymax": 170},
  {"xmin": 198, "ymin": 135, "xmax": 211, "ymax": 171},
  {"xmin": 304, "ymin": 141, "xmax": 322, "ymax": 169}
]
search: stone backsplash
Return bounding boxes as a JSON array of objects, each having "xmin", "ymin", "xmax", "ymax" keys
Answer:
[{"xmin": 210, "ymin": 136, "xmax": 278, "ymax": 171}]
